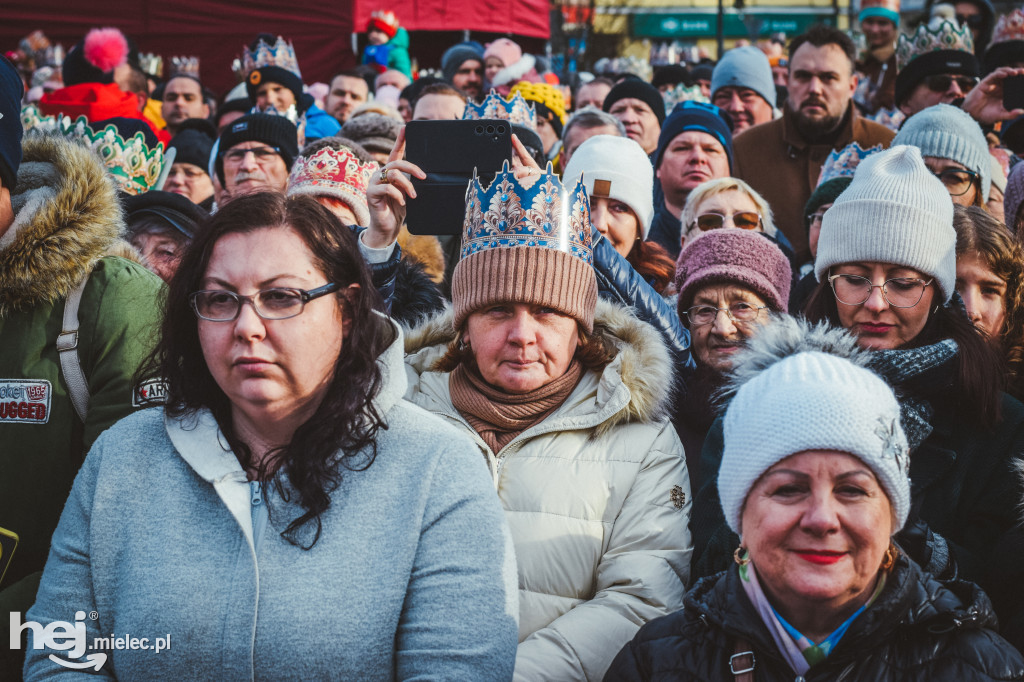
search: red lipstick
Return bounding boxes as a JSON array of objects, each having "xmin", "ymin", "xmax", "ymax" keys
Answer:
[{"xmin": 794, "ymin": 551, "xmax": 845, "ymax": 565}]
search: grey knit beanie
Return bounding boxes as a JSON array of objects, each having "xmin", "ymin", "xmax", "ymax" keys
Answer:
[
  {"xmin": 814, "ymin": 145, "xmax": 956, "ymax": 302},
  {"xmin": 1007, "ymin": 161, "xmax": 1024, "ymax": 230},
  {"xmin": 711, "ymin": 46, "xmax": 776, "ymax": 109},
  {"xmin": 340, "ymin": 113, "xmax": 401, "ymax": 155},
  {"xmin": 892, "ymin": 104, "xmax": 991, "ymax": 202}
]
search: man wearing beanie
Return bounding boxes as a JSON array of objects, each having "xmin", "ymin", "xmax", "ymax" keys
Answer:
[
  {"xmin": 441, "ymin": 42, "xmax": 484, "ymax": 101},
  {"xmin": 733, "ymin": 25, "xmax": 894, "ymax": 264},
  {"xmin": 711, "ymin": 46, "xmax": 778, "ymax": 133},
  {"xmin": 0, "ymin": 53, "xmax": 164, "ymax": 677},
  {"xmin": 895, "ymin": 19, "xmax": 981, "ymax": 117},
  {"xmin": 602, "ymin": 79, "xmax": 665, "ymax": 155},
  {"xmin": 650, "ymin": 101, "xmax": 734, "ymax": 259},
  {"xmin": 855, "ymin": 0, "xmax": 900, "ymax": 113},
  {"xmin": 893, "ymin": 103, "xmax": 991, "ymax": 205},
  {"xmin": 165, "ymin": 119, "xmax": 216, "ymax": 209},
  {"xmin": 216, "ymin": 112, "xmax": 299, "ymax": 202}
]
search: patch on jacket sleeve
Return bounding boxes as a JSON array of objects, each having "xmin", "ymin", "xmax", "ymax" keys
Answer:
[
  {"xmin": 671, "ymin": 485, "xmax": 686, "ymax": 509},
  {"xmin": 0, "ymin": 379, "xmax": 51, "ymax": 424},
  {"xmin": 133, "ymin": 379, "xmax": 169, "ymax": 407}
]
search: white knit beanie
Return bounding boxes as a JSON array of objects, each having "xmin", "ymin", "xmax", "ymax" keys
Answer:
[
  {"xmin": 720, "ymin": 342, "xmax": 911, "ymax": 537},
  {"xmin": 562, "ymin": 135, "xmax": 654, "ymax": 239},
  {"xmin": 814, "ymin": 145, "xmax": 956, "ymax": 302}
]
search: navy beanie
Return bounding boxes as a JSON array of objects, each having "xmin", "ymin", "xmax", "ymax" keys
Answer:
[
  {"xmin": 602, "ymin": 79, "xmax": 666, "ymax": 126},
  {"xmin": 654, "ymin": 101, "xmax": 734, "ymax": 171},
  {"xmin": 441, "ymin": 43, "xmax": 484, "ymax": 84},
  {"xmin": 0, "ymin": 54, "xmax": 23, "ymax": 191},
  {"xmin": 215, "ymin": 113, "xmax": 298, "ymax": 184},
  {"xmin": 246, "ymin": 66, "xmax": 307, "ymax": 114}
]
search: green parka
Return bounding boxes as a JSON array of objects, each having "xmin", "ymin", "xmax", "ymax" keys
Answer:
[{"xmin": 0, "ymin": 135, "xmax": 164, "ymax": 591}]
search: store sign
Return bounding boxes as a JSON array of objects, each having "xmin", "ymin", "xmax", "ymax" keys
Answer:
[{"xmin": 633, "ymin": 12, "xmax": 833, "ymax": 38}]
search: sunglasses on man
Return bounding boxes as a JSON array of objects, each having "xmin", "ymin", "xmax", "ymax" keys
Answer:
[{"xmin": 924, "ymin": 74, "xmax": 978, "ymax": 93}]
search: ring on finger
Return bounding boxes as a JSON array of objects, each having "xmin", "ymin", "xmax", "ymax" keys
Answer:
[{"xmin": 380, "ymin": 167, "xmax": 390, "ymax": 183}]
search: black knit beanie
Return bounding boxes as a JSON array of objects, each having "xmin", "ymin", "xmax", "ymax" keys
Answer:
[
  {"xmin": 215, "ymin": 113, "xmax": 298, "ymax": 184},
  {"xmin": 803, "ymin": 177, "xmax": 852, "ymax": 234},
  {"xmin": 602, "ymin": 80, "xmax": 666, "ymax": 126},
  {"xmin": 169, "ymin": 120, "xmax": 217, "ymax": 170},
  {"xmin": 245, "ymin": 66, "xmax": 307, "ymax": 113},
  {"xmin": 894, "ymin": 50, "xmax": 979, "ymax": 106}
]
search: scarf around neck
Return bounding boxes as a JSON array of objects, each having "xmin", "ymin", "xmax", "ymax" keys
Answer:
[
  {"xmin": 449, "ymin": 359, "xmax": 584, "ymax": 453},
  {"xmin": 738, "ymin": 557, "xmax": 886, "ymax": 675}
]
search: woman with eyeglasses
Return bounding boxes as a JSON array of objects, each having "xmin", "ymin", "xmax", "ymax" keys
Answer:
[
  {"xmin": 671, "ymin": 228, "xmax": 792, "ymax": 489},
  {"xmin": 24, "ymin": 193, "xmax": 520, "ymax": 680},
  {"xmin": 692, "ymin": 145, "xmax": 1024, "ymax": 651},
  {"xmin": 953, "ymin": 205, "xmax": 1024, "ymax": 400},
  {"xmin": 893, "ymin": 104, "xmax": 991, "ymax": 208}
]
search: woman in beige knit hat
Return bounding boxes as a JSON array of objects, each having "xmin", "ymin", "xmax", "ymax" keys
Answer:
[{"xmin": 371, "ymin": 147, "xmax": 692, "ymax": 681}]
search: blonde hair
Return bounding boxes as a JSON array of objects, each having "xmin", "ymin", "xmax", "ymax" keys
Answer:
[{"xmin": 680, "ymin": 177, "xmax": 777, "ymax": 244}]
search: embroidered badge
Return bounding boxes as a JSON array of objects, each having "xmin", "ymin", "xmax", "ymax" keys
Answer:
[
  {"xmin": 671, "ymin": 485, "xmax": 686, "ymax": 510},
  {"xmin": 133, "ymin": 379, "xmax": 169, "ymax": 407},
  {"xmin": 0, "ymin": 379, "xmax": 51, "ymax": 424}
]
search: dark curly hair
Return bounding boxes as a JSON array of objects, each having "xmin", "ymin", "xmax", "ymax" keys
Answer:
[
  {"xmin": 953, "ymin": 205, "xmax": 1024, "ymax": 401},
  {"xmin": 142, "ymin": 192, "xmax": 393, "ymax": 549}
]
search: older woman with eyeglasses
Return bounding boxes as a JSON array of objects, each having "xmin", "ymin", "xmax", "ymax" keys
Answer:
[
  {"xmin": 692, "ymin": 145, "xmax": 1024, "ymax": 652},
  {"xmin": 679, "ymin": 177, "xmax": 795, "ymax": 260},
  {"xmin": 24, "ymin": 193, "xmax": 519, "ymax": 680}
]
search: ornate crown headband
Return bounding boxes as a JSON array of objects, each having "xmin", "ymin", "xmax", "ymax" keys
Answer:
[
  {"xmin": 463, "ymin": 90, "xmax": 537, "ymax": 129},
  {"xmin": 896, "ymin": 20, "xmax": 974, "ymax": 71},
  {"xmin": 992, "ymin": 9, "xmax": 1024, "ymax": 45},
  {"xmin": 169, "ymin": 56, "xmax": 200, "ymax": 79},
  {"xmin": 138, "ymin": 52, "xmax": 163, "ymax": 78},
  {"xmin": 817, "ymin": 142, "xmax": 884, "ymax": 187},
  {"xmin": 237, "ymin": 35, "xmax": 301, "ymax": 80},
  {"xmin": 289, "ymin": 147, "xmax": 377, "ymax": 196},
  {"xmin": 662, "ymin": 83, "xmax": 709, "ymax": 114},
  {"xmin": 461, "ymin": 161, "xmax": 592, "ymax": 265}
]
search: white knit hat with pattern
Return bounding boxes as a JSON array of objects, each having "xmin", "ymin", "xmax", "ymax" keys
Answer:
[
  {"xmin": 719, "ymin": 321, "xmax": 911, "ymax": 537},
  {"xmin": 562, "ymin": 135, "xmax": 654, "ymax": 239},
  {"xmin": 814, "ymin": 144, "xmax": 956, "ymax": 302}
]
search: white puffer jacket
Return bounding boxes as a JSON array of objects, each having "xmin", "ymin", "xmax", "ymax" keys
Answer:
[{"xmin": 403, "ymin": 299, "xmax": 692, "ymax": 682}]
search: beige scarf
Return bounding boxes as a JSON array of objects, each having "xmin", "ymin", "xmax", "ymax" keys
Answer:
[{"xmin": 450, "ymin": 360, "xmax": 584, "ymax": 453}]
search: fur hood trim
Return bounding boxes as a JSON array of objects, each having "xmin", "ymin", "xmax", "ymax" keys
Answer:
[
  {"xmin": 0, "ymin": 134, "xmax": 124, "ymax": 315},
  {"xmin": 722, "ymin": 315, "xmax": 870, "ymax": 398},
  {"xmin": 491, "ymin": 54, "xmax": 538, "ymax": 87},
  {"xmin": 403, "ymin": 298, "xmax": 675, "ymax": 430}
]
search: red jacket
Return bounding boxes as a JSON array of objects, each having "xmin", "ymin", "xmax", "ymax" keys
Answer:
[{"xmin": 39, "ymin": 83, "xmax": 171, "ymax": 147}]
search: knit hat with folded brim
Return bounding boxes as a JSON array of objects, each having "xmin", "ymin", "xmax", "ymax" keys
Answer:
[{"xmin": 814, "ymin": 145, "xmax": 956, "ymax": 302}]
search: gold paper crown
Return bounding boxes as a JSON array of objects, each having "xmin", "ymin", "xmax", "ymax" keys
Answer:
[
  {"xmin": 896, "ymin": 20, "xmax": 974, "ymax": 71},
  {"xmin": 61, "ymin": 116, "xmax": 165, "ymax": 195},
  {"xmin": 237, "ymin": 36, "xmax": 301, "ymax": 80},
  {"xmin": 463, "ymin": 90, "xmax": 537, "ymax": 129}
]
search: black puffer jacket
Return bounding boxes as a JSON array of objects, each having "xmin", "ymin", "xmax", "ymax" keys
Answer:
[{"xmin": 606, "ymin": 556, "xmax": 1024, "ymax": 681}]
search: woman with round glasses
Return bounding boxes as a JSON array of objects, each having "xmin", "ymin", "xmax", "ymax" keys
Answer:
[
  {"xmin": 672, "ymin": 227, "xmax": 792, "ymax": 488},
  {"xmin": 893, "ymin": 104, "xmax": 991, "ymax": 208},
  {"xmin": 24, "ymin": 193, "xmax": 519, "ymax": 680},
  {"xmin": 693, "ymin": 147, "xmax": 1024, "ymax": 652}
]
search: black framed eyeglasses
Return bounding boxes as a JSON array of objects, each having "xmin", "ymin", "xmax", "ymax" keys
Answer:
[
  {"xmin": 923, "ymin": 74, "xmax": 978, "ymax": 94},
  {"xmin": 932, "ymin": 167, "xmax": 979, "ymax": 196},
  {"xmin": 807, "ymin": 212, "xmax": 827, "ymax": 225},
  {"xmin": 684, "ymin": 301, "xmax": 767, "ymax": 326},
  {"xmin": 828, "ymin": 273, "xmax": 933, "ymax": 308},
  {"xmin": 221, "ymin": 146, "xmax": 282, "ymax": 164},
  {"xmin": 189, "ymin": 283, "xmax": 339, "ymax": 321}
]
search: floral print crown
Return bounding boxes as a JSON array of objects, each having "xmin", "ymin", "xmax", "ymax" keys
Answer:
[{"xmin": 463, "ymin": 90, "xmax": 537, "ymax": 130}]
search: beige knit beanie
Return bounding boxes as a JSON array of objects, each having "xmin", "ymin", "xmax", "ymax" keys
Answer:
[{"xmin": 452, "ymin": 163, "xmax": 597, "ymax": 331}]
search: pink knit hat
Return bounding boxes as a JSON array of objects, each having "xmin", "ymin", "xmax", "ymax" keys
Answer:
[
  {"xmin": 674, "ymin": 228, "xmax": 792, "ymax": 315},
  {"xmin": 484, "ymin": 38, "xmax": 522, "ymax": 67}
]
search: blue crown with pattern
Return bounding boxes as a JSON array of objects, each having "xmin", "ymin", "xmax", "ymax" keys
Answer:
[
  {"xmin": 662, "ymin": 83, "xmax": 709, "ymax": 114},
  {"xmin": 461, "ymin": 161, "xmax": 592, "ymax": 265},
  {"xmin": 816, "ymin": 142, "xmax": 884, "ymax": 187},
  {"xmin": 463, "ymin": 90, "xmax": 537, "ymax": 129}
]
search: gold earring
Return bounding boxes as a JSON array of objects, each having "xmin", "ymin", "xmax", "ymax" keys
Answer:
[
  {"xmin": 880, "ymin": 542, "xmax": 898, "ymax": 572},
  {"xmin": 734, "ymin": 546, "xmax": 750, "ymax": 566}
]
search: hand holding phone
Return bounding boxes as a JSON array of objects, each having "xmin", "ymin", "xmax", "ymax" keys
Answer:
[
  {"xmin": 366, "ymin": 128, "xmax": 426, "ymax": 248},
  {"xmin": 1004, "ymin": 73, "xmax": 1024, "ymax": 114}
]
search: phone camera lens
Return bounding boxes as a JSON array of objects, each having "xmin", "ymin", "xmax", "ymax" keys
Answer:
[
  {"xmin": 497, "ymin": 125, "xmax": 506, "ymax": 134},
  {"xmin": 475, "ymin": 126, "xmax": 484, "ymax": 134},
  {"xmin": 486, "ymin": 125, "xmax": 495, "ymax": 134}
]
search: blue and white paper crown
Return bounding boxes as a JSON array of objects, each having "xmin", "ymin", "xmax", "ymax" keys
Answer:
[
  {"xmin": 463, "ymin": 90, "xmax": 537, "ymax": 129},
  {"xmin": 662, "ymin": 83, "xmax": 709, "ymax": 114},
  {"xmin": 461, "ymin": 161, "xmax": 592, "ymax": 265},
  {"xmin": 237, "ymin": 35, "xmax": 302, "ymax": 80},
  {"xmin": 816, "ymin": 142, "xmax": 884, "ymax": 187}
]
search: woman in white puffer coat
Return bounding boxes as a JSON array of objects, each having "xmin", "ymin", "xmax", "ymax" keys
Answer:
[{"xmin": 396, "ymin": 160, "xmax": 692, "ymax": 681}]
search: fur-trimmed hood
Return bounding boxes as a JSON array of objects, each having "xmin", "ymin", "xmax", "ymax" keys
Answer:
[
  {"xmin": 403, "ymin": 298, "xmax": 674, "ymax": 433},
  {"xmin": 0, "ymin": 133, "xmax": 124, "ymax": 316}
]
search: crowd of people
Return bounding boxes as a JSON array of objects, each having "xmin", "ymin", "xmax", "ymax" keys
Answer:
[{"xmin": 2, "ymin": 1, "xmax": 1024, "ymax": 679}]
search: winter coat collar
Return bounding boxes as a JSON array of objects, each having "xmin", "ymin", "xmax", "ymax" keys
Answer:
[
  {"xmin": 403, "ymin": 299, "xmax": 674, "ymax": 439},
  {"xmin": 0, "ymin": 134, "xmax": 124, "ymax": 316},
  {"xmin": 689, "ymin": 555, "xmax": 999, "ymax": 671}
]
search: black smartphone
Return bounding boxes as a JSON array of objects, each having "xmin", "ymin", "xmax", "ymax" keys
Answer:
[
  {"xmin": 1004, "ymin": 75, "xmax": 1024, "ymax": 112},
  {"xmin": 0, "ymin": 526, "xmax": 18, "ymax": 588},
  {"xmin": 404, "ymin": 119, "xmax": 513, "ymax": 236}
]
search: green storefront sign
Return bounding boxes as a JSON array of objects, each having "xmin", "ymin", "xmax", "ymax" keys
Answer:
[{"xmin": 633, "ymin": 12, "xmax": 833, "ymax": 38}]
